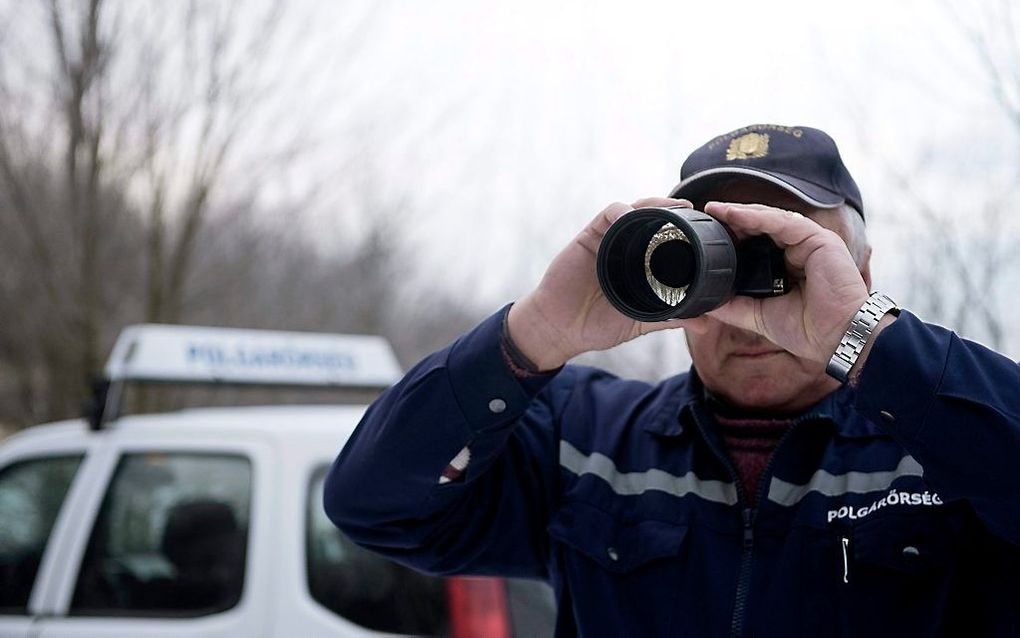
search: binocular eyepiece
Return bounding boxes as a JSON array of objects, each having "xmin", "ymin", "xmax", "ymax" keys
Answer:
[{"xmin": 595, "ymin": 207, "xmax": 789, "ymax": 321}]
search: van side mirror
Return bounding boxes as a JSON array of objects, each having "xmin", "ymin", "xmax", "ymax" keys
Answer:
[{"xmin": 83, "ymin": 378, "xmax": 111, "ymax": 431}]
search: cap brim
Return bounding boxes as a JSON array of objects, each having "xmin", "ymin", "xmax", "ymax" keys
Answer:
[{"xmin": 668, "ymin": 167, "xmax": 845, "ymax": 209}]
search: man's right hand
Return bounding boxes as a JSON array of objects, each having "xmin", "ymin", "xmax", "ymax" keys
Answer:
[{"xmin": 507, "ymin": 197, "xmax": 700, "ymax": 371}]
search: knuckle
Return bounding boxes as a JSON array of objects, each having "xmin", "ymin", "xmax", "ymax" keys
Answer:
[{"xmin": 602, "ymin": 201, "xmax": 632, "ymax": 223}]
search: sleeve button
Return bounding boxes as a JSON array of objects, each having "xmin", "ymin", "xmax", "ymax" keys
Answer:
[
  {"xmin": 607, "ymin": 547, "xmax": 619, "ymax": 561},
  {"xmin": 880, "ymin": 410, "xmax": 895, "ymax": 423},
  {"xmin": 902, "ymin": 546, "xmax": 920, "ymax": 559},
  {"xmin": 488, "ymin": 398, "xmax": 507, "ymax": 414}
]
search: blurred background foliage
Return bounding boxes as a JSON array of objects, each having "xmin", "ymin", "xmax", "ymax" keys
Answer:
[{"xmin": 0, "ymin": 0, "xmax": 1018, "ymax": 432}]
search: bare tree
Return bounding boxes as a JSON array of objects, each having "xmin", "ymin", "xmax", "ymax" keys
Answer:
[
  {"xmin": 833, "ymin": 0, "xmax": 1020, "ymax": 354},
  {"xmin": 950, "ymin": 0, "xmax": 1020, "ymax": 129},
  {"xmin": 0, "ymin": 0, "xmax": 383, "ymax": 425},
  {"xmin": 902, "ymin": 0, "xmax": 1020, "ymax": 351}
]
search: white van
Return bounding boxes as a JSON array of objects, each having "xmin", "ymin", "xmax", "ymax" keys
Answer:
[{"xmin": 0, "ymin": 325, "xmax": 554, "ymax": 637}]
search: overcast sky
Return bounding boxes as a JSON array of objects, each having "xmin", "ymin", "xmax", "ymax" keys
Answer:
[{"xmin": 267, "ymin": 0, "xmax": 1020, "ymax": 370}]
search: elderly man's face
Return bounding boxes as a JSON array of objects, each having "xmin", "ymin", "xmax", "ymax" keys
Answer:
[{"xmin": 685, "ymin": 181, "xmax": 871, "ymax": 414}]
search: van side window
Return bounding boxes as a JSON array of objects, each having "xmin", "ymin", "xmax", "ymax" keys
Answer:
[
  {"xmin": 0, "ymin": 455, "xmax": 83, "ymax": 614},
  {"xmin": 306, "ymin": 467, "xmax": 448, "ymax": 634},
  {"xmin": 70, "ymin": 453, "xmax": 251, "ymax": 617}
]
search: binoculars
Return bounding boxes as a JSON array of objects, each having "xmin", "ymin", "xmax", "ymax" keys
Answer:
[{"xmin": 595, "ymin": 207, "xmax": 789, "ymax": 321}]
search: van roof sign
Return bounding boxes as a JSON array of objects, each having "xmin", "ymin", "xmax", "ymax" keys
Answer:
[{"xmin": 105, "ymin": 324, "xmax": 403, "ymax": 389}]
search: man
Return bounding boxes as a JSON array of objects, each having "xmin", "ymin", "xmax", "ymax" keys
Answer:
[{"xmin": 325, "ymin": 125, "xmax": 1020, "ymax": 637}]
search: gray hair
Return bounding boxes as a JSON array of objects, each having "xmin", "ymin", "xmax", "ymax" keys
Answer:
[{"xmin": 840, "ymin": 205, "xmax": 870, "ymax": 268}]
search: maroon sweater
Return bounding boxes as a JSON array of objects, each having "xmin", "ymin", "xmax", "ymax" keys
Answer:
[{"xmin": 713, "ymin": 413, "xmax": 793, "ymax": 506}]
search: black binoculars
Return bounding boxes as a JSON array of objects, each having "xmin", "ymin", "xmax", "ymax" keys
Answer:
[{"xmin": 595, "ymin": 206, "xmax": 789, "ymax": 321}]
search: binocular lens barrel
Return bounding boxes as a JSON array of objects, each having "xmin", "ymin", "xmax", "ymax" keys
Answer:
[{"xmin": 596, "ymin": 207, "xmax": 739, "ymax": 320}]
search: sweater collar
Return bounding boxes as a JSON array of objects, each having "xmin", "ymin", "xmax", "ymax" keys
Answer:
[{"xmin": 642, "ymin": 367, "xmax": 887, "ymax": 440}]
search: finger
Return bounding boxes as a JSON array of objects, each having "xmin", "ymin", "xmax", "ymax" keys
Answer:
[
  {"xmin": 637, "ymin": 315, "xmax": 711, "ymax": 336},
  {"xmin": 684, "ymin": 316, "xmax": 714, "ymax": 335},
  {"xmin": 704, "ymin": 295, "xmax": 765, "ymax": 336},
  {"xmin": 674, "ymin": 316, "xmax": 712, "ymax": 336},
  {"xmin": 632, "ymin": 314, "xmax": 714, "ymax": 338},
  {"xmin": 600, "ymin": 201, "xmax": 635, "ymax": 227},
  {"xmin": 704, "ymin": 202, "xmax": 819, "ymax": 245},
  {"xmin": 636, "ymin": 320, "xmax": 682, "ymax": 336},
  {"xmin": 575, "ymin": 201, "xmax": 633, "ymax": 253},
  {"xmin": 631, "ymin": 196, "xmax": 693, "ymax": 210}
]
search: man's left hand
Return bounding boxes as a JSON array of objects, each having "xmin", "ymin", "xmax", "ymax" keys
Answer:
[{"xmin": 700, "ymin": 201, "xmax": 870, "ymax": 364}]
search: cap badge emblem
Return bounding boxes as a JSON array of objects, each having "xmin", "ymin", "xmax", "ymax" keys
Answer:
[{"xmin": 726, "ymin": 133, "xmax": 770, "ymax": 161}]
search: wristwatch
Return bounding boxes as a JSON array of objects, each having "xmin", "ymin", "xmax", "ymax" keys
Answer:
[{"xmin": 826, "ymin": 292, "xmax": 900, "ymax": 383}]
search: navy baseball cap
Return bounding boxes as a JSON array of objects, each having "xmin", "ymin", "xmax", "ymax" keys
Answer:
[{"xmin": 669, "ymin": 124, "xmax": 864, "ymax": 219}]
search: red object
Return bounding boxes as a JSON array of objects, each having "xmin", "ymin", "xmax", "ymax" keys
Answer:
[{"xmin": 446, "ymin": 577, "xmax": 511, "ymax": 638}]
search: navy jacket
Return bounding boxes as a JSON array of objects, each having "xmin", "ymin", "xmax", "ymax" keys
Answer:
[{"xmin": 324, "ymin": 308, "xmax": 1020, "ymax": 637}]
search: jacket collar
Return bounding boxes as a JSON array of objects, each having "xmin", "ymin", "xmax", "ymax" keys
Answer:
[
  {"xmin": 643, "ymin": 367, "xmax": 887, "ymax": 440},
  {"xmin": 640, "ymin": 371, "xmax": 698, "ymax": 438}
]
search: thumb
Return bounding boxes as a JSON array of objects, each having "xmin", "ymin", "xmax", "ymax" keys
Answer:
[
  {"xmin": 637, "ymin": 316, "xmax": 711, "ymax": 337},
  {"xmin": 705, "ymin": 297, "xmax": 762, "ymax": 335}
]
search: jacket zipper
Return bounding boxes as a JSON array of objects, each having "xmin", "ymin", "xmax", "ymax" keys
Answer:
[
  {"xmin": 731, "ymin": 507, "xmax": 754, "ymax": 638},
  {"xmin": 690, "ymin": 407, "xmax": 752, "ymax": 638},
  {"xmin": 691, "ymin": 408, "xmax": 815, "ymax": 638}
]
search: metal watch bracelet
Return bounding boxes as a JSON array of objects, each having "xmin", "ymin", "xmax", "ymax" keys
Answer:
[{"xmin": 825, "ymin": 292, "xmax": 899, "ymax": 383}]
